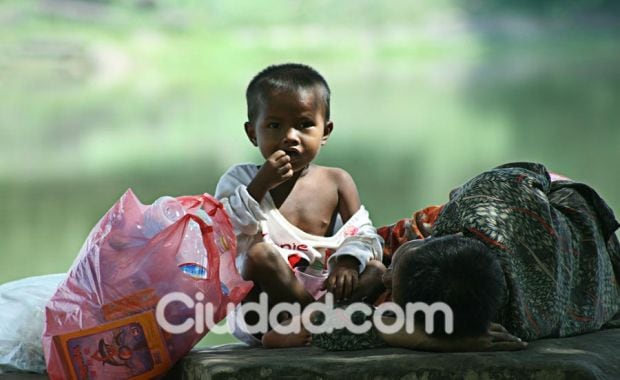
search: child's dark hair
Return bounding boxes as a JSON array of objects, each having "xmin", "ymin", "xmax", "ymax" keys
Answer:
[
  {"xmin": 392, "ymin": 235, "xmax": 507, "ymax": 337},
  {"xmin": 246, "ymin": 63, "xmax": 331, "ymax": 122}
]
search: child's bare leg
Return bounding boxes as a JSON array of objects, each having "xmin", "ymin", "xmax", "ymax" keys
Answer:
[
  {"xmin": 241, "ymin": 242, "xmax": 314, "ymax": 307},
  {"xmin": 347, "ymin": 259, "xmax": 387, "ymax": 304},
  {"xmin": 238, "ymin": 284, "xmax": 263, "ymax": 327},
  {"xmin": 262, "ymin": 315, "xmax": 311, "ymax": 348},
  {"xmin": 239, "ymin": 242, "xmax": 314, "ymax": 346}
]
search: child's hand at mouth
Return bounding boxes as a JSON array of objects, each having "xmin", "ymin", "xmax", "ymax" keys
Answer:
[{"xmin": 247, "ymin": 150, "xmax": 295, "ymax": 202}]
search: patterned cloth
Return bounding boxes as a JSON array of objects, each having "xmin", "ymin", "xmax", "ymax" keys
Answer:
[
  {"xmin": 313, "ymin": 162, "xmax": 620, "ymax": 349},
  {"xmin": 311, "ymin": 307, "xmax": 387, "ymax": 351},
  {"xmin": 432, "ymin": 162, "xmax": 620, "ymax": 340},
  {"xmin": 377, "ymin": 205, "xmax": 444, "ymax": 267}
]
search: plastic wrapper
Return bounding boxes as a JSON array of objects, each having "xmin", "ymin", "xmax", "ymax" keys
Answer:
[
  {"xmin": 42, "ymin": 189, "xmax": 252, "ymax": 379},
  {"xmin": 0, "ymin": 274, "xmax": 65, "ymax": 374}
]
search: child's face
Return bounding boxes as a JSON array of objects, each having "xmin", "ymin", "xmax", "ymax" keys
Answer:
[
  {"xmin": 245, "ymin": 87, "xmax": 333, "ymax": 172},
  {"xmin": 383, "ymin": 240, "xmax": 427, "ymax": 294},
  {"xmin": 387, "ymin": 246, "xmax": 415, "ymax": 306}
]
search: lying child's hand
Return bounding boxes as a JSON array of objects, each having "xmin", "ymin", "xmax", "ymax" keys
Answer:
[
  {"xmin": 427, "ymin": 322, "xmax": 526, "ymax": 352},
  {"xmin": 476, "ymin": 322, "xmax": 528, "ymax": 351},
  {"xmin": 378, "ymin": 319, "xmax": 527, "ymax": 352},
  {"xmin": 323, "ymin": 256, "xmax": 360, "ymax": 303}
]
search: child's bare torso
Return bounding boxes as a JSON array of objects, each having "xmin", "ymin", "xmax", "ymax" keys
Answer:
[{"xmin": 269, "ymin": 165, "xmax": 340, "ymax": 237}]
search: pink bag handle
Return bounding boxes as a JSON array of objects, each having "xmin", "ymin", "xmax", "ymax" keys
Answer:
[
  {"xmin": 177, "ymin": 194, "xmax": 236, "ymax": 285},
  {"xmin": 183, "ymin": 213, "xmax": 220, "ymax": 282}
]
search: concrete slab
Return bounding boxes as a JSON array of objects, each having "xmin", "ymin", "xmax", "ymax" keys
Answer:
[{"xmin": 165, "ymin": 328, "xmax": 620, "ymax": 380}]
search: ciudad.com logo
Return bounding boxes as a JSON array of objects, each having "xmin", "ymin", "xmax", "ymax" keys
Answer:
[{"xmin": 155, "ymin": 292, "xmax": 454, "ymax": 336}]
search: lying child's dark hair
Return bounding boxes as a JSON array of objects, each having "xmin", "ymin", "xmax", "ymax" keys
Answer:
[
  {"xmin": 246, "ymin": 63, "xmax": 331, "ymax": 122},
  {"xmin": 392, "ymin": 235, "xmax": 507, "ymax": 337}
]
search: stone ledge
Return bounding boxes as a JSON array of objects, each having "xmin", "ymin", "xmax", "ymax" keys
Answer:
[
  {"xmin": 166, "ymin": 328, "xmax": 620, "ymax": 380},
  {"xmin": 1, "ymin": 329, "xmax": 617, "ymax": 379}
]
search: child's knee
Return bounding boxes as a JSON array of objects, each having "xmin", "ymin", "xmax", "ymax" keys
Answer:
[
  {"xmin": 364, "ymin": 259, "xmax": 387, "ymax": 277},
  {"xmin": 348, "ymin": 260, "xmax": 387, "ymax": 304},
  {"xmin": 243, "ymin": 242, "xmax": 281, "ymax": 276}
]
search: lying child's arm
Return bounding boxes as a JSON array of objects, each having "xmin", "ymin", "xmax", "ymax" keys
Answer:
[
  {"xmin": 312, "ymin": 313, "xmax": 526, "ymax": 352},
  {"xmin": 377, "ymin": 318, "xmax": 527, "ymax": 352}
]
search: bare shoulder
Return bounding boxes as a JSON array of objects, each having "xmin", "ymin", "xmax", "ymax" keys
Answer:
[
  {"xmin": 313, "ymin": 165, "xmax": 361, "ymax": 221},
  {"xmin": 311, "ymin": 165, "xmax": 357, "ymax": 188}
]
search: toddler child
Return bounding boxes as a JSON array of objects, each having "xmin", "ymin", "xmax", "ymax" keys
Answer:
[{"xmin": 215, "ymin": 63, "xmax": 385, "ymax": 347}]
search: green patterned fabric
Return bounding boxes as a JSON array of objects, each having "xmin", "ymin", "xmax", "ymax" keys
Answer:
[{"xmin": 432, "ymin": 162, "xmax": 620, "ymax": 340}]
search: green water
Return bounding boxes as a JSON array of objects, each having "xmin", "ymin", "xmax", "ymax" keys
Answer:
[{"xmin": 1, "ymin": 1, "xmax": 619, "ymax": 346}]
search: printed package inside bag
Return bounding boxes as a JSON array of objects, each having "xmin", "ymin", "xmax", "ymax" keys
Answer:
[{"xmin": 42, "ymin": 189, "xmax": 252, "ymax": 380}]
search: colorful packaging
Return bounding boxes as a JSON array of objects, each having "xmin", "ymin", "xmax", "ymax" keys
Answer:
[{"xmin": 42, "ymin": 190, "xmax": 252, "ymax": 379}]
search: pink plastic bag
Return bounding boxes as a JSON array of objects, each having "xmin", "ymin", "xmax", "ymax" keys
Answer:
[{"xmin": 42, "ymin": 189, "xmax": 252, "ymax": 380}]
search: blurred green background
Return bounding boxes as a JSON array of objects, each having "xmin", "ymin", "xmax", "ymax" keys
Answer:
[{"xmin": 1, "ymin": 0, "xmax": 619, "ymax": 346}]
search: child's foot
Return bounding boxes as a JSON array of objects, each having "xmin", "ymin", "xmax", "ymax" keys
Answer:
[{"xmin": 262, "ymin": 316, "xmax": 311, "ymax": 348}]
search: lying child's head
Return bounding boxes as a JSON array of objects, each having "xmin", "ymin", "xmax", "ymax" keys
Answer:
[
  {"xmin": 244, "ymin": 63, "xmax": 334, "ymax": 172},
  {"xmin": 391, "ymin": 235, "xmax": 507, "ymax": 336}
]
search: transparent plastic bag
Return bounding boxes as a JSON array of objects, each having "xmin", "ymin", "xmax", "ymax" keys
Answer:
[
  {"xmin": 42, "ymin": 189, "xmax": 252, "ymax": 379},
  {"xmin": 0, "ymin": 274, "xmax": 65, "ymax": 374}
]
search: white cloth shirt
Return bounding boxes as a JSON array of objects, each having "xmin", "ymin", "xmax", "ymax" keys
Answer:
[{"xmin": 215, "ymin": 164, "xmax": 382, "ymax": 273}]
